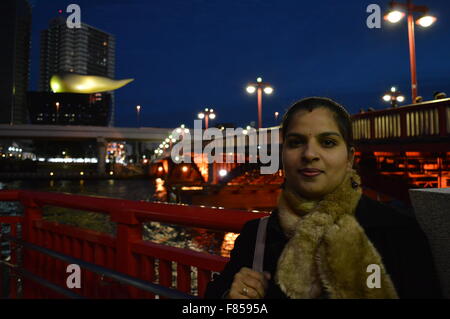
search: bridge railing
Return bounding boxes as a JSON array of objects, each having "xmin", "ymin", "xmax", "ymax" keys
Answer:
[
  {"xmin": 352, "ymin": 99, "xmax": 449, "ymax": 141},
  {"xmin": 0, "ymin": 190, "xmax": 268, "ymax": 299}
]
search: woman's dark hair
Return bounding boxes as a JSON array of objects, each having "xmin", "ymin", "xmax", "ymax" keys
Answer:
[{"xmin": 280, "ymin": 97, "xmax": 354, "ymax": 152}]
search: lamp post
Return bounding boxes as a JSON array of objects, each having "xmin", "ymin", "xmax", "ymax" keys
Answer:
[
  {"xmin": 55, "ymin": 102, "xmax": 60, "ymax": 123},
  {"xmin": 246, "ymin": 77, "xmax": 273, "ymax": 129},
  {"xmin": 382, "ymin": 86, "xmax": 405, "ymax": 107},
  {"xmin": 197, "ymin": 108, "xmax": 216, "ymax": 129},
  {"xmin": 136, "ymin": 105, "xmax": 141, "ymax": 127},
  {"xmin": 384, "ymin": 0, "xmax": 437, "ymax": 103}
]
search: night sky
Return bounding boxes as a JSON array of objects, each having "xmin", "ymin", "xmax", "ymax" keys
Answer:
[{"xmin": 28, "ymin": 0, "xmax": 450, "ymax": 129}]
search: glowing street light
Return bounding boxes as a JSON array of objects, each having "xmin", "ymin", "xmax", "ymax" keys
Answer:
[
  {"xmin": 136, "ymin": 105, "xmax": 141, "ymax": 127},
  {"xmin": 246, "ymin": 77, "xmax": 274, "ymax": 129},
  {"xmin": 219, "ymin": 169, "xmax": 227, "ymax": 177},
  {"xmin": 197, "ymin": 108, "xmax": 216, "ymax": 129},
  {"xmin": 263, "ymin": 87, "xmax": 273, "ymax": 95},
  {"xmin": 246, "ymin": 86, "xmax": 256, "ymax": 94},
  {"xmin": 384, "ymin": 0, "xmax": 437, "ymax": 103},
  {"xmin": 274, "ymin": 111, "xmax": 279, "ymax": 122},
  {"xmin": 384, "ymin": 9, "xmax": 405, "ymax": 23},
  {"xmin": 55, "ymin": 102, "xmax": 61, "ymax": 122},
  {"xmin": 416, "ymin": 15, "xmax": 437, "ymax": 27},
  {"xmin": 382, "ymin": 86, "xmax": 405, "ymax": 107}
]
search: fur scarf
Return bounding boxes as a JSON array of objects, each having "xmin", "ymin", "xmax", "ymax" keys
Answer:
[{"xmin": 275, "ymin": 168, "xmax": 398, "ymax": 299}]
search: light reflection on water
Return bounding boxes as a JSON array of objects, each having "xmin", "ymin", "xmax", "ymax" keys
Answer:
[{"xmin": 0, "ymin": 179, "xmax": 234, "ymax": 257}]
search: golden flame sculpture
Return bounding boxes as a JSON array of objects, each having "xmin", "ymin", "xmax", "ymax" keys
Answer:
[{"xmin": 50, "ymin": 73, "xmax": 134, "ymax": 93}]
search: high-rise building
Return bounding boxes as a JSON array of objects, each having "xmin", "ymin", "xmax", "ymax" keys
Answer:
[
  {"xmin": 39, "ymin": 17, "xmax": 116, "ymax": 125},
  {"xmin": 0, "ymin": 0, "xmax": 32, "ymax": 125},
  {"xmin": 27, "ymin": 91, "xmax": 112, "ymax": 126}
]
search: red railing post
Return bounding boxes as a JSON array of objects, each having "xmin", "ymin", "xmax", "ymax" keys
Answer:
[
  {"xmin": 177, "ymin": 263, "xmax": 191, "ymax": 294},
  {"xmin": 20, "ymin": 193, "xmax": 43, "ymax": 298},
  {"xmin": 110, "ymin": 208, "xmax": 141, "ymax": 298},
  {"xmin": 197, "ymin": 269, "xmax": 212, "ymax": 298}
]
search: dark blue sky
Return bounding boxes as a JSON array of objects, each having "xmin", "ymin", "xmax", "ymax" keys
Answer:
[{"xmin": 29, "ymin": 0, "xmax": 450, "ymax": 128}]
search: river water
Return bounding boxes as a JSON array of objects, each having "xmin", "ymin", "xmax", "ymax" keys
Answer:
[{"xmin": 0, "ymin": 179, "xmax": 236, "ymax": 257}]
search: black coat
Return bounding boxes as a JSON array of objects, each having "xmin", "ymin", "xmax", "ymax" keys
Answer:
[{"xmin": 204, "ymin": 194, "xmax": 443, "ymax": 299}]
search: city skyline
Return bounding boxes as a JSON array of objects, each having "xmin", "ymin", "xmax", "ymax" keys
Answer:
[
  {"xmin": 28, "ymin": 0, "xmax": 450, "ymax": 128},
  {"xmin": 39, "ymin": 16, "xmax": 116, "ymax": 125}
]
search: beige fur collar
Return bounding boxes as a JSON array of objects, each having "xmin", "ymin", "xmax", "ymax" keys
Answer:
[
  {"xmin": 277, "ymin": 188, "xmax": 318, "ymax": 239},
  {"xmin": 275, "ymin": 169, "xmax": 399, "ymax": 299}
]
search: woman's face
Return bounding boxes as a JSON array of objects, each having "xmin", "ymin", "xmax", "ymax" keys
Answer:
[{"xmin": 282, "ymin": 107, "xmax": 355, "ymax": 200}]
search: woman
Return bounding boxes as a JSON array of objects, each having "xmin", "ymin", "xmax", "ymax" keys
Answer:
[{"xmin": 204, "ymin": 97, "xmax": 442, "ymax": 299}]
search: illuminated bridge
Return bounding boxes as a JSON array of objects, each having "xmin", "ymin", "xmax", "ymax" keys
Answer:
[
  {"xmin": 152, "ymin": 98, "xmax": 450, "ymax": 207},
  {"xmin": 0, "ymin": 124, "xmax": 173, "ymax": 173}
]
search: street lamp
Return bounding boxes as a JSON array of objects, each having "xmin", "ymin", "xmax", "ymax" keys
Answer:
[
  {"xmin": 55, "ymin": 102, "xmax": 60, "ymax": 123},
  {"xmin": 382, "ymin": 86, "xmax": 405, "ymax": 107},
  {"xmin": 274, "ymin": 111, "xmax": 279, "ymax": 122},
  {"xmin": 197, "ymin": 108, "xmax": 216, "ymax": 129},
  {"xmin": 136, "ymin": 105, "xmax": 141, "ymax": 127},
  {"xmin": 384, "ymin": 0, "xmax": 437, "ymax": 103},
  {"xmin": 246, "ymin": 77, "xmax": 273, "ymax": 129}
]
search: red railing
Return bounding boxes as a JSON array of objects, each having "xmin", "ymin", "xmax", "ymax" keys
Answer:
[{"xmin": 0, "ymin": 190, "xmax": 269, "ymax": 299}]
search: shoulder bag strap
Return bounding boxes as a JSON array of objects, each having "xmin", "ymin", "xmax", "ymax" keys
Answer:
[{"xmin": 252, "ymin": 216, "xmax": 270, "ymax": 273}]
